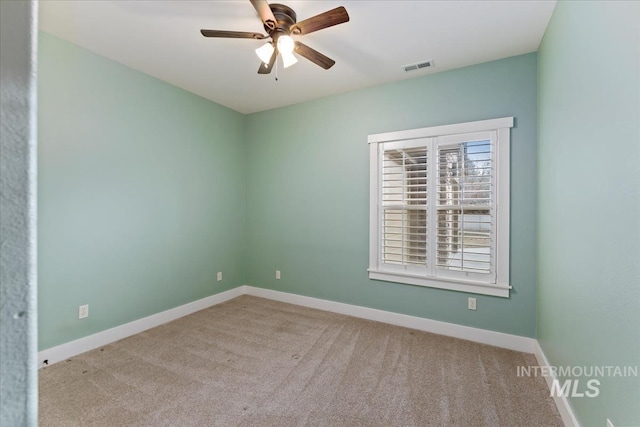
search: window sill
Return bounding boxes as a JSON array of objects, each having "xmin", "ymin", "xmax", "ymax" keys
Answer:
[{"xmin": 368, "ymin": 269, "xmax": 511, "ymax": 298}]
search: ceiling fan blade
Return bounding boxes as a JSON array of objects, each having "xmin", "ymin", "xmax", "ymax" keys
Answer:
[
  {"xmin": 290, "ymin": 6, "xmax": 349, "ymax": 36},
  {"xmin": 250, "ymin": 0, "xmax": 277, "ymax": 30},
  {"xmin": 258, "ymin": 48, "xmax": 277, "ymax": 74},
  {"xmin": 294, "ymin": 42, "xmax": 335, "ymax": 70},
  {"xmin": 200, "ymin": 29, "xmax": 266, "ymax": 39}
]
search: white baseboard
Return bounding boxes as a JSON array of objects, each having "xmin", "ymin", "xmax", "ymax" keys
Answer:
[
  {"xmin": 39, "ymin": 284, "xmax": 536, "ymax": 369},
  {"xmin": 38, "ymin": 286, "xmax": 244, "ymax": 368},
  {"xmin": 533, "ymin": 341, "xmax": 580, "ymax": 427},
  {"xmin": 243, "ymin": 286, "xmax": 536, "ymax": 353}
]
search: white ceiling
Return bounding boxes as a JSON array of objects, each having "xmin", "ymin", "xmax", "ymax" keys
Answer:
[{"xmin": 39, "ymin": 1, "xmax": 556, "ymax": 114}]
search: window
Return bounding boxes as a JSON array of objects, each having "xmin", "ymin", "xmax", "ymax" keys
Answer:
[{"xmin": 368, "ymin": 117, "xmax": 513, "ymax": 297}]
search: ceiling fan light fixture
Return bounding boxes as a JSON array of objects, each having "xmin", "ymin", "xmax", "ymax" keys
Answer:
[
  {"xmin": 255, "ymin": 42, "xmax": 274, "ymax": 64},
  {"xmin": 281, "ymin": 51, "xmax": 298, "ymax": 68}
]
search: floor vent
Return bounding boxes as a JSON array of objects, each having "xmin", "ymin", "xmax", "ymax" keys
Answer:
[{"xmin": 404, "ymin": 60, "xmax": 433, "ymax": 72}]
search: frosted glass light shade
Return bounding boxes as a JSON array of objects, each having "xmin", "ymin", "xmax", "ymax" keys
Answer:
[
  {"xmin": 281, "ymin": 51, "xmax": 298, "ymax": 68},
  {"xmin": 255, "ymin": 43, "xmax": 274, "ymax": 64},
  {"xmin": 277, "ymin": 35, "xmax": 295, "ymax": 54}
]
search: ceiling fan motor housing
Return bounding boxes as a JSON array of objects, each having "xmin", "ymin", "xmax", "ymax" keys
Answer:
[{"xmin": 266, "ymin": 3, "xmax": 297, "ymax": 38}]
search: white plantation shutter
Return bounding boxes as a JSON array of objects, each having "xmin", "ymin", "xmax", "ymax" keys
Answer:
[
  {"xmin": 435, "ymin": 133, "xmax": 496, "ymax": 283},
  {"xmin": 369, "ymin": 118, "xmax": 512, "ymax": 297},
  {"xmin": 381, "ymin": 146, "xmax": 428, "ymax": 268}
]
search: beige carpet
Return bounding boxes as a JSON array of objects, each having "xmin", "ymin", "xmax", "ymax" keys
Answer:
[{"xmin": 39, "ymin": 295, "xmax": 562, "ymax": 426}]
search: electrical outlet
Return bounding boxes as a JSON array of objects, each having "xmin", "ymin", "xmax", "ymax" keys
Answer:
[
  {"xmin": 276, "ymin": 270, "xmax": 281, "ymax": 280},
  {"xmin": 78, "ymin": 304, "xmax": 89, "ymax": 319},
  {"xmin": 217, "ymin": 271, "xmax": 222, "ymax": 281},
  {"xmin": 467, "ymin": 298, "xmax": 476, "ymax": 311}
]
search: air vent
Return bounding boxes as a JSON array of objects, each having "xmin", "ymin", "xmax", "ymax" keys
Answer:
[{"xmin": 403, "ymin": 60, "xmax": 433, "ymax": 72}]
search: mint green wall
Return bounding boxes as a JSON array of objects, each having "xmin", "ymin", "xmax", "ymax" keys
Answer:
[
  {"xmin": 537, "ymin": 2, "xmax": 640, "ymax": 426},
  {"xmin": 246, "ymin": 54, "xmax": 538, "ymax": 337},
  {"xmin": 38, "ymin": 33, "xmax": 246, "ymax": 350}
]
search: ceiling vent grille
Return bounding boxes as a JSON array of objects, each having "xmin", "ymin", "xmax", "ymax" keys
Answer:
[{"xmin": 404, "ymin": 60, "xmax": 433, "ymax": 72}]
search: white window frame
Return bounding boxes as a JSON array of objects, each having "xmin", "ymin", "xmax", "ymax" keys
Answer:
[{"xmin": 368, "ymin": 117, "xmax": 513, "ymax": 298}]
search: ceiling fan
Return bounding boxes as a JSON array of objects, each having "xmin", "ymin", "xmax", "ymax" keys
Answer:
[{"xmin": 200, "ymin": 0, "xmax": 349, "ymax": 74}]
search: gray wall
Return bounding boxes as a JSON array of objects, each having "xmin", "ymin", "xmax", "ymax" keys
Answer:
[{"xmin": 0, "ymin": 0, "xmax": 38, "ymax": 425}]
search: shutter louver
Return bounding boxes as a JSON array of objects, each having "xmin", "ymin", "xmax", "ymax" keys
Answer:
[
  {"xmin": 381, "ymin": 147, "xmax": 428, "ymax": 266},
  {"xmin": 436, "ymin": 140, "xmax": 493, "ymax": 273}
]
